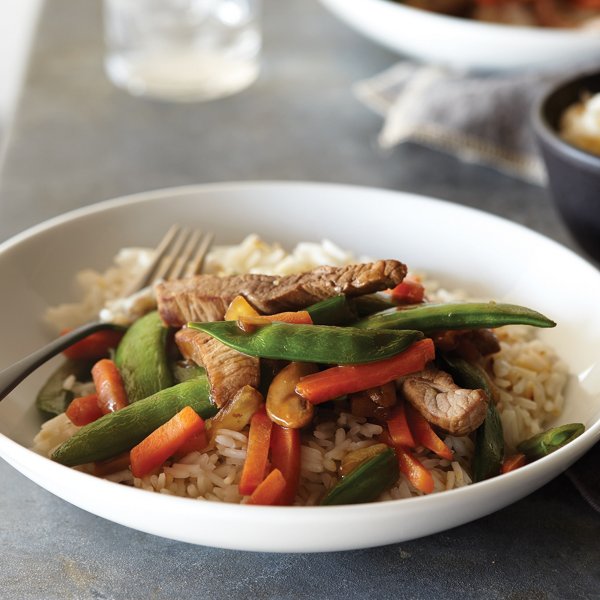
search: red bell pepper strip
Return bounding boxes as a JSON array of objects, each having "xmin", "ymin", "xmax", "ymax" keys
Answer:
[
  {"xmin": 270, "ymin": 424, "xmax": 301, "ymax": 505},
  {"xmin": 92, "ymin": 358, "xmax": 129, "ymax": 414},
  {"xmin": 389, "ymin": 279, "xmax": 425, "ymax": 304},
  {"xmin": 387, "ymin": 401, "xmax": 416, "ymax": 448},
  {"xmin": 295, "ymin": 338, "xmax": 435, "ymax": 405},
  {"xmin": 501, "ymin": 453, "xmax": 526, "ymax": 474},
  {"xmin": 405, "ymin": 402, "xmax": 453, "ymax": 461},
  {"xmin": 248, "ymin": 468, "xmax": 287, "ymax": 506},
  {"xmin": 61, "ymin": 328, "xmax": 124, "ymax": 361},
  {"xmin": 239, "ymin": 405, "xmax": 273, "ymax": 495},
  {"xmin": 130, "ymin": 406, "xmax": 205, "ymax": 478},
  {"xmin": 395, "ymin": 445, "xmax": 434, "ymax": 494},
  {"xmin": 65, "ymin": 393, "xmax": 103, "ymax": 426}
]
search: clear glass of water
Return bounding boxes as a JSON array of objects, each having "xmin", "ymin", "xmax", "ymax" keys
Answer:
[{"xmin": 103, "ymin": 0, "xmax": 261, "ymax": 102}]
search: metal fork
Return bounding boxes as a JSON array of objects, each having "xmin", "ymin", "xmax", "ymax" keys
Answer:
[{"xmin": 0, "ymin": 225, "xmax": 214, "ymax": 401}]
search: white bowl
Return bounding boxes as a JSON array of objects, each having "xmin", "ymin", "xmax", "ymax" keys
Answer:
[
  {"xmin": 1, "ymin": 181, "xmax": 599, "ymax": 552},
  {"xmin": 320, "ymin": 0, "xmax": 600, "ymax": 71}
]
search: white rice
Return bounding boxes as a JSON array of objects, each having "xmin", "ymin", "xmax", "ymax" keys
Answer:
[{"xmin": 33, "ymin": 236, "xmax": 569, "ymax": 504}]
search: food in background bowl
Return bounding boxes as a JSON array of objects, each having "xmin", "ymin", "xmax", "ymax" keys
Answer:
[
  {"xmin": 33, "ymin": 235, "xmax": 582, "ymax": 506},
  {"xmin": 560, "ymin": 92, "xmax": 600, "ymax": 155},
  {"xmin": 397, "ymin": 0, "xmax": 600, "ymax": 28},
  {"xmin": 533, "ymin": 71, "xmax": 600, "ymax": 262}
]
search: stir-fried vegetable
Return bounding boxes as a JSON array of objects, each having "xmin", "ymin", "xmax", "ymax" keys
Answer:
[
  {"xmin": 248, "ymin": 468, "xmax": 287, "ymax": 506},
  {"xmin": 52, "ymin": 376, "xmax": 216, "ymax": 466},
  {"xmin": 266, "ymin": 361, "xmax": 317, "ymax": 429},
  {"xmin": 65, "ymin": 393, "xmax": 103, "ymax": 426},
  {"xmin": 130, "ymin": 406, "xmax": 205, "ymax": 478},
  {"xmin": 501, "ymin": 453, "xmax": 527, "ymax": 474},
  {"xmin": 114, "ymin": 310, "xmax": 173, "ymax": 403},
  {"xmin": 395, "ymin": 445, "xmax": 435, "ymax": 494},
  {"xmin": 36, "ymin": 359, "xmax": 94, "ymax": 417},
  {"xmin": 238, "ymin": 405, "xmax": 273, "ymax": 496},
  {"xmin": 405, "ymin": 402, "xmax": 453, "ymax": 461},
  {"xmin": 296, "ymin": 338, "xmax": 435, "ymax": 404},
  {"xmin": 92, "ymin": 358, "xmax": 128, "ymax": 414},
  {"xmin": 305, "ymin": 295, "xmax": 358, "ymax": 325},
  {"xmin": 207, "ymin": 385, "xmax": 262, "ymax": 444},
  {"xmin": 61, "ymin": 327, "xmax": 124, "ymax": 361},
  {"xmin": 387, "ymin": 402, "xmax": 416, "ymax": 448},
  {"xmin": 189, "ymin": 321, "xmax": 423, "ymax": 365},
  {"xmin": 321, "ymin": 446, "xmax": 399, "ymax": 505},
  {"xmin": 270, "ymin": 425, "xmax": 301, "ymax": 505},
  {"xmin": 517, "ymin": 423, "xmax": 585, "ymax": 461},
  {"xmin": 441, "ymin": 354, "xmax": 504, "ymax": 482},
  {"xmin": 354, "ymin": 302, "xmax": 556, "ymax": 332}
]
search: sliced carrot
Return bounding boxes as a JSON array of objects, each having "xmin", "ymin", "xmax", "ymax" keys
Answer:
[
  {"xmin": 296, "ymin": 338, "xmax": 435, "ymax": 405},
  {"xmin": 405, "ymin": 402, "xmax": 453, "ymax": 461},
  {"xmin": 93, "ymin": 452, "xmax": 131, "ymax": 477},
  {"xmin": 238, "ymin": 310, "xmax": 313, "ymax": 331},
  {"xmin": 387, "ymin": 401, "xmax": 416, "ymax": 448},
  {"xmin": 61, "ymin": 328, "xmax": 124, "ymax": 361},
  {"xmin": 239, "ymin": 405, "xmax": 273, "ymax": 495},
  {"xmin": 92, "ymin": 358, "xmax": 128, "ymax": 413},
  {"xmin": 501, "ymin": 453, "xmax": 526, "ymax": 474},
  {"xmin": 65, "ymin": 393, "xmax": 103, "ymax": 426},
  {"xmin": 395, "ymin": 446, "xmax": 434, "ymax": 494},
  {"xmin": 388, "ymin": 279, "xmax": 425, "ymax": 304},
  {"xmin": 130, "ymin": 406, "xmax": 205, "ymax": 478},
  {"xmin": 248, "ymin": 468, "xmax": 287, "ymax": 506},
  {"xmin": 270, "ymin": 425, "xmax": 301, "ymax": 505},
  {"xmin": 225, "ymin": 295, "xmax": 260, "ymax": 321},
  {"xmin": 172, "ymin": 429, "xmax": 208, "ymax": 460}
]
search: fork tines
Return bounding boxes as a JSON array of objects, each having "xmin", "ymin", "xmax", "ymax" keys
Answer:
[{"xmin": 124, "ymin": 225, "xmax": 214, "ymax": 296}]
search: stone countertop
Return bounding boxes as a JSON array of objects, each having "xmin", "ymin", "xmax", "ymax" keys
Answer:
[{"xmin": 0, "ymin": 1, "xmax": 598, "ymax": 598}]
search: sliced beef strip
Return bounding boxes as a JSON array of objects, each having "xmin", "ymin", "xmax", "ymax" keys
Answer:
[
  {"xmin": 156, "ymin": 260, "xmax": 407, "ymax": 327},
  {"xmin": 401, "ymin": 365, "xmax": 488, "ymax": 436},
  {"xmin": 175, "ymin": 327, "xmax": 259, "ymax": 408}
]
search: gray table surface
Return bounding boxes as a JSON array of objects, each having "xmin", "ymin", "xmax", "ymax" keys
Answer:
[{"xmin": 0, "ymin": 1, "xmax": 599, "ymax": 598}]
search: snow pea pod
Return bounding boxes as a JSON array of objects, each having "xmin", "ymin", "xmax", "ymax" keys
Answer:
[
  {"xmin": 441, "ymin": 354, "xmax": 503, "ymax": 482},
  {"xmin": 189, "ymin": 321, "xmax": 423, "ymax": 365},
  {"xmin": 115, "ymin": 310, "xmax": 173, "ymax": 403},
  {"xmin": 517, "ymin": 423, "xmax": 585, "ymax": 461},
  {"xmin": 52, "ymin": 376, "xmax": 217, "ymax": 466},
  {"xmin": 321, "ymin": 446, "xmax": 399, "ymax": 505},
  {"xmin": 306, "ymin": 295, "xmax": 357, "ymax": 325},
  {"xmin": 354, "ymin": 302, "xmax": 556, "ymax": 332}
]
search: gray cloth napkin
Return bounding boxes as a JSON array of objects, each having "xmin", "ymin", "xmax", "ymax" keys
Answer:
[{"xmin": 354, "ymin": 62, "xmax": 568, "ymax": 184}]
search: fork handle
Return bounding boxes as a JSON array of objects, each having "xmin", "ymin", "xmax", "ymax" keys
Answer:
[{"xmin": 0, "ymin": 322, "xmax": 126, "ymax": 402}]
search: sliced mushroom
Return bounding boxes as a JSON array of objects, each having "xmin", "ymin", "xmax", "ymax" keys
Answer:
[
  {"xmin": 401, "ymin": 365, "xmax": 488, "ymax": 436},
  {"xmin": 207, "ymin": 384, "xmax": 263, "ymax": 444},
  {"xmin": 266, "ymin": 361, "xmax": 318, "ymax": 429}
]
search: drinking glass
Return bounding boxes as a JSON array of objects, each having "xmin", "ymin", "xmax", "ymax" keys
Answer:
[{"xmin": 103, "ymin": 0, "xmax": 261, "ymax": 102}]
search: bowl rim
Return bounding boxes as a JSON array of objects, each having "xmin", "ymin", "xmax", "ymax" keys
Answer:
[{"xmin": 533, "ymin": 69, "xmax": 600, "ymax": 171}]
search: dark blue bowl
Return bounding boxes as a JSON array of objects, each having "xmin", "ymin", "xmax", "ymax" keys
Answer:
[{"xmin": 533, "ymin": 72, "xmax": 600, "ymax": 263}]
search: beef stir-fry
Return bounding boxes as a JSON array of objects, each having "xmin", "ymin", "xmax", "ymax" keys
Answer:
[{"xmin": 36, "ymin": 252, "xmax": 583, "ymax": 506}]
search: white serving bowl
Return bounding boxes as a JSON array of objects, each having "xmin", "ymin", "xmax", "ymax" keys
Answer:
[
  {"xmin": 320, "ymin": 0, "xmax": 600, "ymax": 71},
  {"xmin": 0, "ymin": 181, "xmax": 599, "ymax": 552}
]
